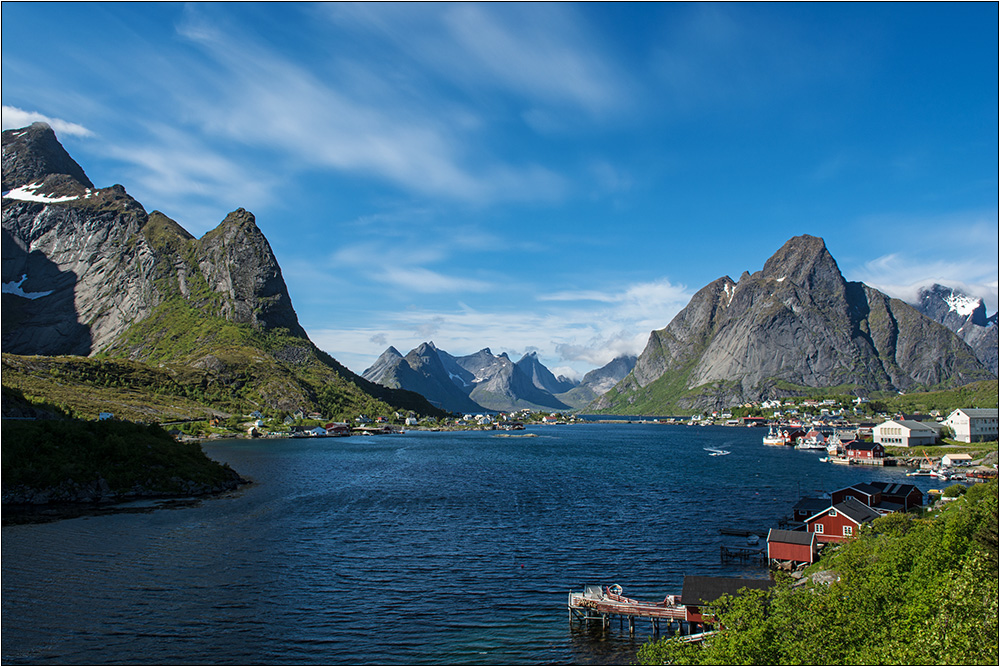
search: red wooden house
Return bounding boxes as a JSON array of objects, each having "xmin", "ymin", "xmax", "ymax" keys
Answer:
[
  {"xmin": 869, "ymin": 481, "xmax": 923, "ymax": 510},
  {"xmin": 803, "ymin": 498, "xmax": 880, "ymax": 542},
  {"xmin": 843, "ymin": 440, "xmax": 885, "ymax": 461},
  {"xmin": 831, "ymin": 482, "xmax": 882, "ymax": 506},
  {"xmin": 766, "ymin": 528, "xmax": 817, "ymax": 565}
]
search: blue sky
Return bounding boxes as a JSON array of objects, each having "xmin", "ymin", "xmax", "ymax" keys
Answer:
[{"xmin": 3, "ymin": 2, "xmax": 997, "ymax": 378}]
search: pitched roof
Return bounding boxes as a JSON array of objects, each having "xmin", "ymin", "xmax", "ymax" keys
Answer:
[
  {"xmin": 681, "ymin": 576, "xmax": 773, "ymax": 606},
  {"xmin": 847, "ymin": 441, "xmax": 884, "ymax": 450},
  {"xmin": 834, "ymin": 497, "xmax": 881, "ymax": 524},
  {"xmin": 836, "ymin": 482, "xmax": 881, "ymax": 497},
  {"xmin": 767, "ymin": 528, "xmax": 816, "ymax": 546},
  {"xmin": 868, "ymin": 481, "xmax": 921, "ymax": 497},
  {"xmin": 952, "ymin": 408, "xmax": 999, "ymax": 418},
  {"xmin": 805, "ymin": 497, "xmax": 881, "ymax": 526},
  {"xmin": 792, "ymin": 496, "xmax": 831, "ymax": 512}
]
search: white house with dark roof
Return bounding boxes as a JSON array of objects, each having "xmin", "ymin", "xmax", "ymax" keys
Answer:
[
  {"xmin": 944, "ymin": 408, "xmax": 999, "ymax": 443},
  {"xmin": 873, "ymin": 419, "xmax": 938, "ymax": 448}
]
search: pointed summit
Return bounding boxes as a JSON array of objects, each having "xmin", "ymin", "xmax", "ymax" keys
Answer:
[
  {"xmin": 761, "ymin": 234, "xmax": 845, "ymax": 295},
  {"xmin": 2, "ymin": 123, "xmax": 94, "ymax": 191}
]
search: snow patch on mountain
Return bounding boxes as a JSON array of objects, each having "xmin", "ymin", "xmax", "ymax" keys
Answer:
[
  {"xmin": 2, "ymin": 182, "xmax": 82, "ymax": 203},
  {"xmin": 944, "ymin": 291, "xmax": 980, "ymax": 317}
]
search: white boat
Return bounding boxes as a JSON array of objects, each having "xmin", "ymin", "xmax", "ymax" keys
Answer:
[
  {"xmin": 746, "ymin": 534, "xmax": 760, "ymax": 546},
  {"xmin": 795, "ymin": 430, "xmax": 827, "ymax": 450},
  {"xmin": 762, "ymin": 426, "xmax": 785, "ymax": 446},
  {"xmin": 704, "ymin": 447, "xmax": 731, "ymax": 456}
]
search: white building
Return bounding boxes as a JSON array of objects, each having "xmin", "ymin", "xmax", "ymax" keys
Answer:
[
  {"xmin": 941, "ymin": 453, "xmax": 973, "ymax": 467},
  {"xmin": 943, "ymin": 408, "xmax": 999, "ymax": 443},
  {"xmin": 873, "ymin": 419, "xmax": 938, "ymax": 448}
]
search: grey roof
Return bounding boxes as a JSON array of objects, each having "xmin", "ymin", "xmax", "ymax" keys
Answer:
[
  {"xmin": 793, "ymin": 496, "xmax": 830, "ymax": 512},
  {"xmin": 681, "ymin": 576, "xmax": 773, "ymax": 606},
  {"xmin": 804, "ymin": 497, "xmax": 881, "ymax": 526},
  {"xmin": 953, "ymin": 408, "xmax": 999, "ymax": 418},
  {"xmin": 838, "ymin": 482, "xmax": 881, "ymax": 497},
  {"xmin": 894, "ymin": 420, "xmax": 936, "ymax": 432},
  {"xmin": 868, "ymin": 481, "xmax": 921, "ymax": 497},
  {"xmin": 767, "ymin": 529, "xmax": 816, "ymax": 546},
  {"xmin": 835, "ymin": 497, "xmax": 881, "ymax": 524}
]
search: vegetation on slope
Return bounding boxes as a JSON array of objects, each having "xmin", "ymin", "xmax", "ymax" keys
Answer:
[
  {"xmin": 2, "ymin": 413, "xmax": 244, "ymax": 503},
  {"xmin": 637, "ymin": 481, "xmax": 999, "ymax": 665}
]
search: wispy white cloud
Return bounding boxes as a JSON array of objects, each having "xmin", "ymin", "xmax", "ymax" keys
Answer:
[
  {"xmin": 1, "ymin": 106, "xmax": 94, "ymax": 137},
  {"xmin": 840, "ymin": 211, "xmax": 999, "ymax": 312},
  {"xmin": 171, "ymin": 8, "xmax": 569, "ymax": 205},
  {"xmin": 312, "ymin": 277, "xmax": 693, "ymax": 376},
  {"xmin": 325, "ymin": 3, "xmax": 629, "ymax": 117}
]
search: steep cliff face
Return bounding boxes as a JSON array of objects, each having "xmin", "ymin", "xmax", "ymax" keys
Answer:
[
  {"xmin": 2, "ymin": 125, "xmax": 307, "ymax": 357},
  {"xmin": 1, "ymin": 124, "xmax": 440, "ymax": 417},
  {"xmin": 915, "ymin": 284, "xmax": 998, "ymax": 376},
  {"xmin": 592, "ymin": 235, "xmax": 993, "ymax": 413}
]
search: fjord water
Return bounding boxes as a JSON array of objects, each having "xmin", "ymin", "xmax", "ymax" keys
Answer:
[{"xmin": 2, "ymin": 424, "xmax": 938, "ymax": 665}]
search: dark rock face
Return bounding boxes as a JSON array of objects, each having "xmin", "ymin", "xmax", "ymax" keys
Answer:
[
  {"xmin": 2, "ymin": 125, "xmax": 307, "ymax": 355},
  {"xmin": 197, "ymin": 208, "xmax": 307, "ymax": 338},
  {"xmin": 592, "ymin": 235, "xmax": 994, "ymax": 413},
  {"xmin": 2, "ymin": 122, "xmax": 94, "ymax": 192},
  {"xmin": 914, "ymin": 284, "xmax": 998, "ymax": 376}
]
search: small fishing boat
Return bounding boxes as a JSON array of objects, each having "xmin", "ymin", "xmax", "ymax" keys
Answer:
[
  {"xmin": 704, "ymin": 447, "xmax": 731, "ymax": 456},
  {"xmin": 762, "ymin": 426, "xmax": 785, "ymax": 446}
]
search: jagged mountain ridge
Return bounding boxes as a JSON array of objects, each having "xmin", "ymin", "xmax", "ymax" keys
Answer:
[
  {"xmin": 1, "ymin": 123, "xmax": 439, "ymax": 418},
  {"xmin": 913, "ymin": 284, "xmax": 998, "ymax": 376},
  {"xmin": 591, "ymin": 235, "xmax": 994, "ymax": 414},
  {"xmin": 363, "ymin": 343, "xmax": 576, "ymax": 413},
  {"xmin": 555, "ymin": 354, "xmax": 637, "ymax": 409}
]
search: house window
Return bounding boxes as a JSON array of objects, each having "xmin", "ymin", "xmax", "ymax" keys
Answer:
[
  {"xmin": 828, "ymin": 509, "xmax": 837, "ymax": 517},
  {"xmin": 814, "ymin": 524, "xmax": 824, "ymax": 533},
  {"xmin": 843, "ymin": 525, "xmax": 853, "ymax": 537}
]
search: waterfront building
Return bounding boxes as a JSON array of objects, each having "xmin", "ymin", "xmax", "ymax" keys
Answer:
[
  {"xmin": 943, "ymin": 408, "xmax": 999, "ymax": 443},
  {"xmin": 802, "ymin": 498, "xmax": 880, "ymax": 543},
  {"xmin": 872, "ymin": 420, "xmax": 938, "ymax": 447},
  {"xmin": 766, "ymin": 529, "xmax": 817, "ymax": 565}
]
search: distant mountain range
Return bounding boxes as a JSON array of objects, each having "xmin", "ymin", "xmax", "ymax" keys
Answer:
[
  {"xmin": 913, "ymin": 284, "xmax": 997, "ymax": 376},
  {"xmin": 1, "ymin": 123, "xmax": 440, "ymax": 420},
  {"xmin": 590, "ymin": 235, "xmax": 996, "ymax": 415},
  {"xmin": 363, "ymin": 343, "xmax": 636, "ymax": 413}
]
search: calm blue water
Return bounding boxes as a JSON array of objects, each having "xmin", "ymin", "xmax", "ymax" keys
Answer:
[{"xmin": 2, "ymin": 424, "xmax": 939, "ymax": 665}]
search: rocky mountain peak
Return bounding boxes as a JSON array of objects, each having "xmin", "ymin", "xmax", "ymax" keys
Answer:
[
  {"xmin": 760, "ymin": 234, "xmax": 845, "ymax": 294},
  {"xmin": 2, "ymin": 122, "xmax": 94, "ymax": 192}
]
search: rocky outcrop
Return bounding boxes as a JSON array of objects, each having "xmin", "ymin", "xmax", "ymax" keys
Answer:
[
  {"xmin": 515, "ymin": 351, "xmax": 578, "ymax": 395},
  {"xmin": 592, "ymin": 235, "xmax": 994, "ymax": 413},
  {"xmin": 914, "ymin": 284, "xmax": 998, "ymax": 376},
  {"xmin": 555, "ymin": 354, "xmax": 637, "ymax": 409},
  {"xmin": 1, "ymin": 124, "xmax": 441, "ymax": 418}
]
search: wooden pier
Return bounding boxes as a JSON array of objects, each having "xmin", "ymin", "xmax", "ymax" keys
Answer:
[
  {"xmin": 720, "ymin": 545, "xmax": 767, "ymax": 564},
  {"xmin": 568, "ymin": 585, "xmax": 706, "ymax": 638}
]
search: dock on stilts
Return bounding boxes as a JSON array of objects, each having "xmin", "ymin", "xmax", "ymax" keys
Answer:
[
  {"xmin": 567, "ymin": 584, "xmax": 706, "ymax": 638},
  {"xmin": 720, "ymin": 544, "xmax": 767, "ymax": 564}
]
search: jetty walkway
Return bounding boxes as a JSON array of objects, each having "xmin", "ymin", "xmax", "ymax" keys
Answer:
[{"xmin": 568, "ymin": 585, "xmax": 702, "ymax": 637}]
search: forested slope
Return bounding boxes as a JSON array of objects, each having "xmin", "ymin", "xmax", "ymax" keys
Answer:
[{"xmin": 638, "ymin": 481, "xmax": 999, "ymax": 665}]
